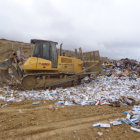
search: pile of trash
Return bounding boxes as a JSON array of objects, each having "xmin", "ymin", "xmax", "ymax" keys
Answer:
[
  {"xmin": 102, "ymin": 58, "xmax": 140, "ymax": 78},
  {"xmin": 0, "ymin": 75, "xmax": 139, "ymax": 106}
]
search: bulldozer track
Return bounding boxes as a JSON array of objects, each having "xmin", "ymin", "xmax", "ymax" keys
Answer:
[
  {"xmin": 21, "ymin": 63, "xmax": 99, "ymax": 89},
  {"xmin": 21, "ymin": 72, "xmax": 83, "ymax": 89}
]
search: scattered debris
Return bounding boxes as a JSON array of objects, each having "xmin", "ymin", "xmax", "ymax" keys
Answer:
[
  {"xmin": 97, "ymin": 132, "xmax": 103, "ymax": 136},
  {"xmin": 130, "ymin": 127, "xmax": 140, "ymax": 133},
  {"xmin": 55, "ymin": 101, "xmax": 64, "ymax": 105},
  {"xmin": 110, "ymin": 120, "xmax": 122, "ymax": 126},
  {"xmin": 93, "ymin": 105, "xmax": 140, "ymax": 132},
  {"xmin": 93, "ymin": 123, "xmax": 101, "ymax": 128},
  {"xmin": 19, "ymin": 109, "xmax": 24, "ymax": 114},
  {"xmin": 64, "ymin": 101, "xmax": 74, "ymax": 106},
  {"xmin": 100, "ymin": 123, "xmax": 110, "ymax": 128},
  {"xmin": 93, "ymin": 123, "xmax": 110, "ymax": 128},
  {"xmin": 121, "ymin": 118, "xmax": 128, "ymax": 125},
  {"xmin": 32, "ymin": 101, "xmax": 40, "ymax": 105}
]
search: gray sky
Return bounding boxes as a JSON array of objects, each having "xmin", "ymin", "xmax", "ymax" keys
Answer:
[{"xmin": 0, "ymin": 0, "xmax": 140, "ymax": 60}]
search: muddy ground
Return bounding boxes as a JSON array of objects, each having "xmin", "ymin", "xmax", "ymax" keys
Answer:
[{"xmin": 0, "ymin": 100, "xmax": 139, "ymax": 140}]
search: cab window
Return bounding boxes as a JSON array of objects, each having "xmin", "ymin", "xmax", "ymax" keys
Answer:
[
  {"xmin": 33, "ymin": 42, "xmax": 41, "ymax": 57},
  {"xmin": 42, "ymin": 42, "xmax": 50, "ymax": 60}
]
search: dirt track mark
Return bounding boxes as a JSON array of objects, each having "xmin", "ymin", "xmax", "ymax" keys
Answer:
[{"xmin": 8, "ymin": 113, "xmax": 124, "ymax": 140}]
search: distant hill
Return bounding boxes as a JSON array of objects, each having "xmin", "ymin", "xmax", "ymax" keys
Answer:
[{"xmin": 0, "ymin": 39, "xmax": 33, "ymax": 60}]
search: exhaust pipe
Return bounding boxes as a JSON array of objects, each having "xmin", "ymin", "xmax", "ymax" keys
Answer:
[{"xmin": 60, "ymin": 43, "xmax": 63, "ymax": 56}]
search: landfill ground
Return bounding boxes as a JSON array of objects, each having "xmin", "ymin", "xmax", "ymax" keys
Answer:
[
  {"xmin": 0, "ymin": 40, "xmax": 139, "ymax": 140},
  {"xmin": 0, "ymin": 101, "xmax": 140, "ymax": 140}
]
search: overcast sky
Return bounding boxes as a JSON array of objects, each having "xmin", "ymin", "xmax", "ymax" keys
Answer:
[{"xmin": 0, "ymin": 0, "xmax": 140, "ymax": 60}]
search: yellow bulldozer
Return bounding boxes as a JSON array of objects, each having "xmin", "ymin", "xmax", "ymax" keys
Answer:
[{"xmin": 0, "ymin": 39, "xmax": 99, "ymax": 89}]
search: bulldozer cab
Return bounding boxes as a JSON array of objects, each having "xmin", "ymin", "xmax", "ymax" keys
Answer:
[{"xmin": 31, "ymin": 39, "xmax": 58, "ymax": 68}]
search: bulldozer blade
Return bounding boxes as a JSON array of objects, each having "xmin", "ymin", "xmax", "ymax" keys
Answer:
[
  {"xmin": 0, "ymin": 69, "xmax": 11, "ymax": 83},
  {"xmin": 0, "ymin": 59, "xmax": 11, "ymax": 83},
  {"xmin": 0, "ymin": 59, "xmax": 10, "ymax": 70},
  {"xmin": 10, "ymin": 65, "xmax": 22, "ymax": 81}
]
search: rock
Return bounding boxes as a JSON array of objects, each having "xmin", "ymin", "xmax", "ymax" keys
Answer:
[{"xmin": 97, "ymin": 132, "xmax": 103, "ymax": 136}]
